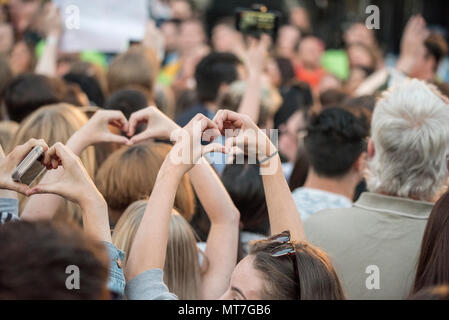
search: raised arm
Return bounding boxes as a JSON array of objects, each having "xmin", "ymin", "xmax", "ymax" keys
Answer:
[
  {"xmin": 237, "ymin": 35, "xmax": 270, "ymax": 123},
  {"xmin": 125, "ymin": 114, "xmax": 226, "ymax": 281},
  {"xmin": 189, "ymin": 158, "xmax": 240, "ymax": 299},
  {"xmin": 213, "ymin": 109, "xmax": 306, "ymax": 242},
  {"xmin": 35, "ymin": 4, "xmax": 62, "ymax": 77}
]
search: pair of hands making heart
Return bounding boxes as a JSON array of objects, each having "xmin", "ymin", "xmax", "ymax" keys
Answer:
[{"xmin": 0, "ymin": 107, "xmax": 277, "ymax": 205}]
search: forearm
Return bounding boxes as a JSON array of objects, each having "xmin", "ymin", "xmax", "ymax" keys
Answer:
[
  {"xmin": 189, "ymin": 157, "xmax": 239, "ymax": 224},
  {"xmin": 81, "ymin": 194, "xmax": 112, "ymax": 243},
  {"xmin": 261, "ymin": 155, "xmax": 306, "ymax": 242},
  {"xmin": 125, "ymin": 161, "xmax": 184, "ymax": 281}
]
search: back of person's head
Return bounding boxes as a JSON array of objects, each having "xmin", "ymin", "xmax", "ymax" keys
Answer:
[
  {"xmin": 305, "ymin": 107, "xmax": 368, "ymax": 178},
  {"xmin": 9, "ymin": 103, "xmax": 95, "ymax": 225},
  {"xmin": 63, "ymin": 72, "xmax": 105, "ymax": 107},
  {"xmin": 0, "ymin": 221, "xmax": 109, "ymax": 299},
  {"xmin": 107, "ymin": 46, "xmax": 159, "ymax": 98},
  {"xmin": 222, "ymin": 163, "xmax": 269, "ymax": 236},
  {"xmin": 367, "ymin": 79, "xmax": 449, "ymax": 201},
  {"xmin": 194, "ymin": 52, "xmax": 241, "ymax": 103},
  {"xmin": 104, "ymin": 87, "xmax": 149, "ymax": 119},
  {"xmin": 412, "ymin": 191, "xmax": 449, "ymax": 295},
  {"xmin": 424, "ymin": 33, "xmax": 448, "ymax": 71},
  {"xmin": 226, "ymin": 231, "xmax": 345, "ymax": 300},
  {"xmin": 274, "ymin": 57, "xmax": 296, "ymax": 86},
  {"xmin": 3, "ymin": 73, "xmax": 63, "ymax": 122},
  {"xmin": 112, "ymin": 200, "xmax": 201, "ymax": 299},
  {"xmin": 96, "ymin": 142, "xmax": 195, "ymax": 225}
]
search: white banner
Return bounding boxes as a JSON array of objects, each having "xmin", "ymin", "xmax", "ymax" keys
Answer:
[{"xmin": 54, "ymin": 0, "xmax": 148, "ymax": 53}]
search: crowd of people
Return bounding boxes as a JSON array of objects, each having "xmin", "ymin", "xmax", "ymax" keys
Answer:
[{"xmin": 0, "ymin": 0, "xmax": 449, "ymax": 300}]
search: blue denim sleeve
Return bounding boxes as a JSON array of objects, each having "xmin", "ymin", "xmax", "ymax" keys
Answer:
[
  {"xmin": 0, "ymin": 198, "xmax": 19, "ymax": 224},
  {"xmin": 102, "ymin": 241, "xmax": 126, "ymax": 299}
]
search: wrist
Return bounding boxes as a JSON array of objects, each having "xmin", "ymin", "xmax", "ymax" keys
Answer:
[{"xmin": 67, "ymin": 130, "xmax": 90, "ymax": 156}]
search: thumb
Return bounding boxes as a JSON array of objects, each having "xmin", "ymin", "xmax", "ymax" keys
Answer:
[{"xmin": 103, "ymin": 133, "xmax": 130, "ymax": 145}]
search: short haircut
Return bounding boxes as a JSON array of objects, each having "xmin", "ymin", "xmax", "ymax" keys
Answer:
[
  {"xmin": 367, "ymin": 79, "xmax": 449, "ymax": 200},
  {"xmin": 3, "ymin": 73, "xmax": 63, "ymax": 122},
  {"xmin": 194, "ymin": 52, "xmax": 240, "ymax": 103},
  {"xmin": 304, "ymin": 107, "xmax": 368, "ymax": 178},
  {"xmin": 0, "ymin": 221, "xmax": 109, "ymax": 299}
]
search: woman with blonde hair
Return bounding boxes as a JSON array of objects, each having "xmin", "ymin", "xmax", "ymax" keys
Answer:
[
  {"xmin": 113, "ymin": 201, "xmax": 202, "ymax": 299},
  {"xmin": 9, "ymin": 103, "xmax": 95, "ymax": 226}
]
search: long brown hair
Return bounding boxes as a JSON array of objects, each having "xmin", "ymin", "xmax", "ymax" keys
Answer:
[
  {"xmin": 411, "ymin": 191, "xmax": 449, "ymax": 295},
  {"xmin": 249, "ymin": 234, "xmax": 345, "ymax": 300}
]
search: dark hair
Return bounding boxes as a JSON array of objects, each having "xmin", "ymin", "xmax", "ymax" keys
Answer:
[
  {"xmin": 304, "ymin": 107, "xmax": 368, "ymax": 178},
  {"xmin": 288, "ymin": 146, "xmax": 309, "ymax": 191},
  {"xmin": 104, "ymin": 88, "xmax": 149, "ymax": 119},
  {"xmin": 0, "ymin": 55, "xmax": 13, "ymax": 104},
  {"xmin": 4, "ymin": 73, "xmax": 62, "ymax": 122},
  {"xmin": 411, "ymin": 191, "xmax": 449, "ymax": 295},
  {"xmin": 222, "ymin": 163, "xmax": 269, "ymax": 235},
  {"xmin": 249, "ymin": 234, "xmax": 345, "ymax": 300},
  {"xmin": 63, "ymin": 73, "xmax": 105, "ymax": 107},
  {"xmin": 194, "ymin": 52, "xmax": 240, "ymax": 103},
  {"xmin": 424, "ymin": 33, "xmax": 448, "ymax": 71},
  {"xmin": 274, "ymin": 81, "xmax": 313, "ymax": 129},
  {"xmin": 340, "ymin": 95, "xmax": 376, "ymax": 131},
  {"xmin": 0, "ymin": 221, "xmax": 109, "ymax": 299}
]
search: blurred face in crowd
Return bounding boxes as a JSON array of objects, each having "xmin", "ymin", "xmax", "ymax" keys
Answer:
[
  {"xmin": 344, "ymin": 22, "xmax": 377, "ymax": 49},
  {"xmin": 220, "ymin": 255, "xmax": 266, "ymax": 300},
  {"xmin": 276, "ymin": 25, "xmax": 301, "ymax": 59},
  {"xmin": 170, "ymin": 0, "xmax": 193, "ymax": 20},
  {"xmin": 289, "ymin": 7, "xmax": 311, "ymax": 33},
  {"xmin": 319, "ymin": 74, "xmax": 342, "ymax": 94},
  {"xmin": 347, "ymin": 44, "xmax": 375, "ymax": 70},
  {"xmin": 8, "ymin": 0, "xmax": 41, "ymax": 34},
  {"xmin": 179, "ymin": 20, "xmax": 206, "ymax": 55},
  {"xmin": 0, "ymin": 23, "xmax": 14, "ymax": 54},
  {"xmin": 278, "ymin": 110, "xmax": 307, "ymax": 163},
  {"xmin": 297, "ymin": 37, "xmax": 325, "ymax": 69},
  {"xmin": 266, "ymin": 58, "xmax": 282, "ymax": 88},
  {"xmin": 212, "ymin": 24, "xmax": 243, "ymax": 53}
]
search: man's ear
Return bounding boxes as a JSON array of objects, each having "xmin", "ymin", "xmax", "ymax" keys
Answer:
[{"xmin": 367, "ymin": 138, "xmax": 375, "ymax": 159}]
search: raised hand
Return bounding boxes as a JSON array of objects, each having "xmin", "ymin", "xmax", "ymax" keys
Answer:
[
  {"xmin": 397, "ymin": 15, "xmax": 430, "ymax": 74},
  {"xmin": 0, "ymin": 139, "xmax": 50, "ymax": 195},
  {"xmin": 127, "ymin": 106, "xmax": 180, "ymax": 144},
  {"xmin": 67, "ymin": 110, "xmax": 130, "ymax": 155},
  {"xmin": 213, "ymin": 110, "xmax": 276, "ymax": 164}
]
